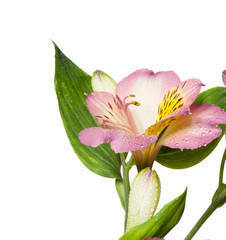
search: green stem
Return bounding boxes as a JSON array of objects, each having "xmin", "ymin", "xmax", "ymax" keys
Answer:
[
  {"xmin": 219, "ymin": 147, "xmax": 226, "ymax": 186},
  {"xmin": 184, "ymin": 203, "xmax": 217, "ymax": 240},
  {"xmin": 185, "ymin": 147, "xmax": 226, "ymax": 240},
  {"xmin": 120, "ymin": 153, "xmax": 131, "ymax": 231}
]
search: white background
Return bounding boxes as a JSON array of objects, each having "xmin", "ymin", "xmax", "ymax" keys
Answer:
[{"xmin": 0, "ymin": 0, "xmax": 226, "ymax": 239}]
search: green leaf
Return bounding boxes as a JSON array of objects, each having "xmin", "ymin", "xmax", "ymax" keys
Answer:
[
  {"xmin": 156, "ymin": 134, "xmax": 223, "ymax": 169},
  {"xmin": 194, "ymin": 86, "xmax": 226, "ymax": 111},
  {"xmin": 194, "ymin": 86, "xmax": 226, "ymax": 132},
  {"xmin": 115, "ymin": 179, "xmax": 126, "ymax": 210},
  {"xmin": 156, "ymin": 87, "xmax": 226, "ymax": 169},
  {"xmin": 53, "ymin": 43, "xmax": 121, "ymax": 179},
  {"xmin": 119, "ymin": 189, "xmax": 187, "ymax": 240}
]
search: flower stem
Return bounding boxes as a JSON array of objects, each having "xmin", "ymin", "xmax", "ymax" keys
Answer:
[
  {"xmin": 219, "ymin": 147, "xmax": 226, "ymax": 186},
  {"xmin": 184, "ymin": 147, "xmax": 226, "ymax": 240},
  {"xmin": 184, "ymin": 203, "xmax": 216, "ymax": 240},
  {"xmin": 120, "ymin": 153, "xmax": 131, "ymax": 231}
]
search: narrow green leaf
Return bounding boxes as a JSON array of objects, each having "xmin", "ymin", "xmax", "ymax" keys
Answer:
[
  {"xmin": 54, "ymin": 43, "xmax": 121, "ymax": 179},
  {"xmin": 156, "ymin": 87, "xmax": 226, "ymax": 169},
  {"xmin": 119, "ymin": 189, "xmax": 187, "ymax": 240},
  {"xmin": 115, "ymin": 179, "xmax": 126, "ymax": 210}
]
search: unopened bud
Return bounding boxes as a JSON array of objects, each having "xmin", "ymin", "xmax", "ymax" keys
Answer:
[
  {"xmin": 126, "ymin": 168, "xmax": 161, "ymax": 232},
  {"xmin": 91, "ymin": 70, "xmax": 117, "ymax": 96}
]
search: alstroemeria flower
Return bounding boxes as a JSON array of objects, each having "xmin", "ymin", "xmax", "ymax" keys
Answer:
[{"xmin": 79, "ymin": 69, "xmax": 226, "ymax": 170}]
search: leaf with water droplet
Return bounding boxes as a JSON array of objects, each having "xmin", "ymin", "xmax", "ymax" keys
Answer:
[
  {"xmin": 119, "ymin": 189, "xmax": 187, "ymax": 240},
  {"xmin": 53, "ymin": 43, "xmax": 121, "ymax": 179}
]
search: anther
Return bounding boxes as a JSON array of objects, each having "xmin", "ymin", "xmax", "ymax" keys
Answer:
[{"xmin": 131, "ymin": 101, "xmax": 140, "ymax": 106}]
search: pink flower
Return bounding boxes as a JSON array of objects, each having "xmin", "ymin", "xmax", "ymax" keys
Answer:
[{"xmin": 79, "ymin": 69, "xmax": 226, "ymax": 170}]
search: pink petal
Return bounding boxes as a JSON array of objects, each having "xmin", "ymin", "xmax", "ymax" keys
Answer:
[
  {"xmin": 86, "ymin": 91, "xmax": 117, "ymax": 125},
  {"xmin": 79, "ymin": 127, "xmax": 157, "ymax": 153},
  {"xmin": 116, "ymin": 69, "xmax": 181, "ymax": 133},
  {"xmin": 145, "ymin": 79, "xmax": 203, "ymax": 136},
  {"xmin": 158, "ymin": 104, "xmax": 226, "ymax": 150},
  {"xmin": 222, "ymin": 70, "xmax": 226, "ymax": 86}
]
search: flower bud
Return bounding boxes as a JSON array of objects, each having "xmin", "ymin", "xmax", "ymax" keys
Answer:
[
  {"xmin": 126, "ymin": 168, "xmax": 161, "ymax": 232},
  {"xmin": 91, "ymin": 70, "xmax": 117, "ymax": 96},
  {"xmin": 222, "ymin": 70, "xmax": 226, "ymax": 86}
]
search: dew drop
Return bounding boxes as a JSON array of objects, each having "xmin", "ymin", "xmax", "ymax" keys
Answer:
[{"xmin": 201, "ymin": 132, "xmax": 206, "ymax": 136}]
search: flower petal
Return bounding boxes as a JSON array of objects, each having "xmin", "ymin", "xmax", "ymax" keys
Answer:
[
  {"xmin": 158, "ymin": 104, "xmax": 226, "ymax": 150},
  {"xmin": 145, "ymin": 79, "xmax": 203, "ymax": 136},
  {"xmin": 79, "ymin": 127, "xmax": 157, "ymax": 153},
  {"xmin": 116, "ymin": 69, "xmax": 181, "ymax": 133},
  {"xmin": 222, "ymin": 70, "xmax": 226, "ymax": 86},
  {"xmin": 86, "ymin": 92, "xmax": 130, "ymax": 130},
  {"xmin": 156, "ymin": 78, "xmax": 203, "ymax": 122}
]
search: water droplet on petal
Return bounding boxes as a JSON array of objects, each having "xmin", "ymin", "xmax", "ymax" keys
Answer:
[{"xmin": 201, "ymin": 132, "xmax": 206, "ymax": 136}]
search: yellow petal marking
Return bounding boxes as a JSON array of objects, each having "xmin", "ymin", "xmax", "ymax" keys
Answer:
[
  {"xmin": 145, "ymin": 117, "xmax": 176, "ymax": 136},
  {"xmin": 145, "ymin": 83, "xmax": 186, "ymax": 136},
  {"xmin": 157, "ymin": 84, "xmax": 185, "ymax": 122}
]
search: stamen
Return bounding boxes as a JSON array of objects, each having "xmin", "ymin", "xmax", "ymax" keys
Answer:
[
  {"xmin": 130, "ymin": 101, "xmax": 140, "ymax": 106},
  {"xmin": 122, "ymin": 94, "xmax": 136, "ymax": 105},
  {"xmin": 103, "ymin": 119, "xmax": 132, "ymax": 132}
]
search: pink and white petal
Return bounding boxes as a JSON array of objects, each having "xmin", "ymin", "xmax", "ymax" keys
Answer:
[
  {"xmin": 116, "ymin": 69, "xmax": 181, "ymax": 133},
  {"xmin": 178, "ymin": 78, "xmax": 204, "ymax": 105},
  {"xmin": 86, "ymin": 91, "xmax": 121, "ymax": 125},
  {"xmin": 156, "ymin": 79, "xmax": 203, "ymax": 122},
  {"xmin": 79, "ymin": 127, "xmax": 157, "ymax": 153},
  {"xmin": 158, "ymin": 104, "xmax": 226, "ymax": 150}
]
